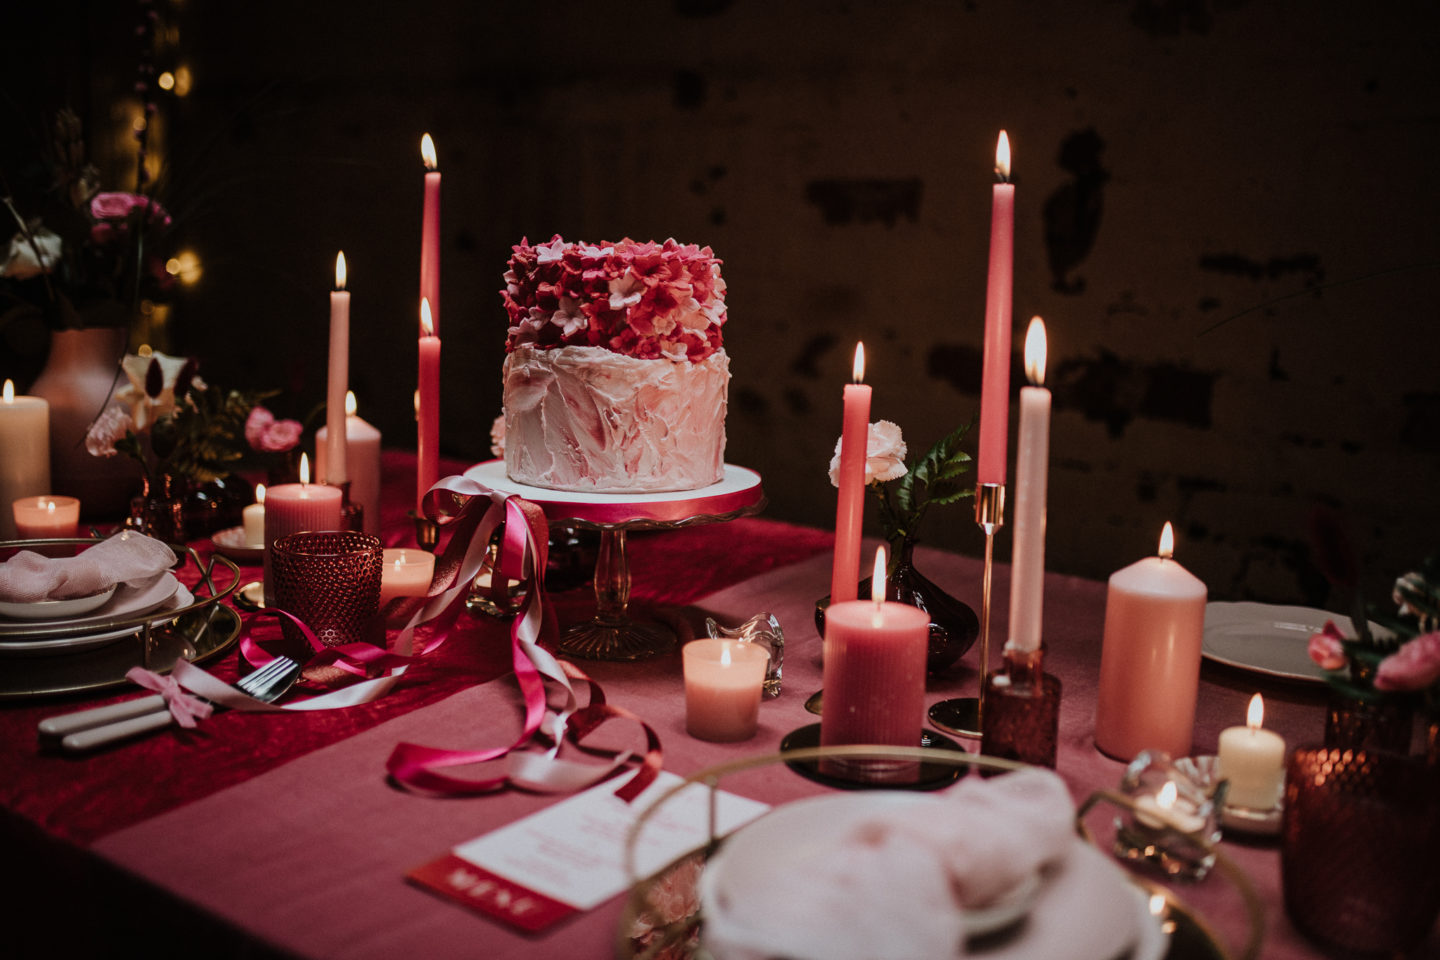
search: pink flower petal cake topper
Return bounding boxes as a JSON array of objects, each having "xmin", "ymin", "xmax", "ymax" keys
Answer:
[{"xmin": 501, "ymin": 234, "xmax": 727, "ymax": 362}]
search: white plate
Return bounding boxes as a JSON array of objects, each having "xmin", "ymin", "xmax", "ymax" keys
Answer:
[
  {"xmin": 699, "ymin": 792, "xmax": 1156, "ymax": 960},
  {"xmin": 0, "ymin": 574, "xmax": 182, "ymax": 637},
  {"xmin": 1202, "ymin": 601, "xmax": 1388, "ymax": 684},
  {"xmin": 211, "ymin": 526, "xmax": 263, "ymax": 563},
  {"xmin": 0, "ymin": 584, "xmax": 118, "ymax": 621},
  {"xmin": 0, "ymin": 582, "xmax": 194, "ymax": 656}
]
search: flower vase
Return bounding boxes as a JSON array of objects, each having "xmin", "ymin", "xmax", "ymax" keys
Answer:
[
  {"xmin": 1324, "ymin": 687, "xmax": 1414, "ymax": 754},
  {"xmin": 816, "ymin": 537, "xmax": 979, "ymax": 674},
  {"xmin": 127, "ymin": 473, "xmax": 186, "ymax": 545},
  {"xmin": 28, "ymin": 325, "xmax": 138, "ymax": 520}
]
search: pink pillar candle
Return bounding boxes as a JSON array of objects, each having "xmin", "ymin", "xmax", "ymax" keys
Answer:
[
  {"xmin": 417, "ymin": 300, "xmax": 441, "ymax": 515},
  {"xmin": 1006, "ymin": 318, "xmax": 1050, "ymax": 655},
  {"xmin": 977, "ymin": 131, "xmax": 1015, "ymax": 487},
  {"xmin": 821, "ymin": 550, "xmax": 930, "ymax": 761},
  {"xmin": 682, "ymin": 638, "xmax": 770, "ymax": 742},
  {"xmin": 379, "ymin": 548, "xmax": 436, "ymax": 606},
  {"xmin": 419, "ymin": 134, "xmax": 441, "ymax": 335},
  {"xmin": 316, "ymin": 392, "xmax": 382, "ymax": 536},
  {"xmin": 262, "ymin": 456, "xmax": 344, "ymax": 605},
  {"xmin": 12, "ymin": 495, "xmax": 79, "ymax": 539},
  {"xmin": 323, "ymin": 253, "xmax": 350, "ymax": 485},
  {"xmin": 829, "ymin": 343, "xmax": 871, "ymax": 605},
  {"xmin": 0, "ymin": 380, "xmax": 50, "ymax": 540},
  {"xmin": 1094, "ymin": 523, "xmax": 1208, "ymax": 761}
]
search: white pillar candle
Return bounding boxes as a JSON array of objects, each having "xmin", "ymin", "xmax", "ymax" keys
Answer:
[
  {"xmin": 316, "ymin": 391, "xmax": 382, "ymax": 536},
  {"xmin": 683, "ymin": 638, "xmax": 770, "ymax": 742},
  {"xmin": 379, "ymin": 548, "xmax": 435, "ymax": 606},
  {"xmin": 1006, "ymin": 318, "xmax": 1050, "ymax": 654},
  {"xmin": 0, "ymin": 380, "xmax": 50, "ymax": 540},
  {"xmin": 1217, "ymin": 694, "xmax": 1287, "ymax": 809},
  {"xmin": 242, "ymin": 484, "xmax": 266, "ymax": 548}
]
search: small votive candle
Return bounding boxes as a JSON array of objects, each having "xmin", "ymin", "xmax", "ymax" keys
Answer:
[
  {"xmin": 12, "ymin": 495, "xmax": 80, "ymax": 539},
  {"xmin": 683, "ymin": 638, "xmax": 770, "ymax": 742},
  {"xmin": 1217, "ymin": 693, "xmax": 1286, "ymax": 809},
  {"xmin": 242, "ymin": 484, "xmax": 266, "ymax": 548},
  {"xmin": 379, "ymin": 548, "xmax": 435, "ymax": 606}
]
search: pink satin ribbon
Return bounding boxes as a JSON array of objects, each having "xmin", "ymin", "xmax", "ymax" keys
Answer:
[
  {"xmin": 163, "ymin": 474, "xmax": 662, "ymax": 801},
  {"xmin": 124, "ymin": 666, "xmax": 214, "ymax": 728}
]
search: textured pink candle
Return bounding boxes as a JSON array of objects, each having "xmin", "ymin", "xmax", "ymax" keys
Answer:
[
  {"xmin": 420, "ymin": 135, "xmax": 441, "ymax": 335},
  {"xmin": 324, "ymin": 254, "xmax": 350, "ymax": 485},
  {"xmin": 830, "ymin": 344, "xmax": 871, "ymax": 605},
  {"xmin": 977, "ymin": 131, "xmax": 1014, "ymax": 486},
  {"xmin": 416, "ymin": 301, "xmax": 441, "ymax": 515},
  {"xmin": 1094, "ymin": 528, "xmax": 1208, "ymax": 761},
  {"xmin": 263, "ymin": 471, "xmax": 343, "ymax": 606},
  {"xmin": 820, "ymin": 598, "xmax": 929, "ymax": 751}
]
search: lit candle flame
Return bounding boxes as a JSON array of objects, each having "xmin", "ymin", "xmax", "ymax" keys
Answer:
[
  {"xmin": 1246, "ymin": 692, "xmax": 1265, "ymax": 731},
  {"xmin": 2, "ymin": 379, "xmax": 13, "ymax": 403},
  {"xmin": 1157, "ymin": 780, "xmax": 1178, "ymax": 811},
  {"xmin": 255, "ymin": 483, "xmax": 266, "ymax": 505},
  {"xmin": 1023, "ymin": 316, "xmax": 1046, "ymax": 386},
  {"xmin": 43, "ymin": 499, "xmax": 56, "ymax": 515},
  {"xmin": 1159, "ymin": 521, "xmax": 1175, "ymax": 560},
  {"xmin": 852, "ymin": 342, "xmax": 865, "ymax": 384},
  {"xmin": 345, "ymin": 390, "xmax": 358, "ymax": 416},
  {"xmin": 1148, "ymin": 893, "xmax": 1167, "ymax": 917},
  {"xmin": 335, "ymin": 251, "xmax": 347, "ymax": 291},
  {"xmin": 421, "ymin": 133, "xmax": 438, "ymax": 171},
  {"xmin": 721, "ymin": 645, "xmax": 732, "ymax": 667},
  {"xmin": 421, "ymin": 298, "xmax": 434, "ymax": 337},
  {"xmin": 871, "ymin": 546, "xmax": 887, "ymax": 608},
  {"xmin": 996, "ymin": 130, "xmax": 1011, "ymax": 181},
  {"xmin": 299, "ymin": 453, "xmax": 311, "ymax": 485}
]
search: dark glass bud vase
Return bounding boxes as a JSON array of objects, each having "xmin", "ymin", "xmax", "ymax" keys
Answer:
[{"xmin": 816, "ymin": 536, "xmax": 980, "ymax": 674}]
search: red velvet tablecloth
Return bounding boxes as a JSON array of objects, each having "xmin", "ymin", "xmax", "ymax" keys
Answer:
[{"xmin": 4, "ymin": 452, "xmax": 1436, "ymax": 959}]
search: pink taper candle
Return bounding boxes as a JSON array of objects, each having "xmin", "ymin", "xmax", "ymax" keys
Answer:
[
  {"xmin": 417, "ymin": 299, "xmax": 441, "ymax": 515},
  {"xmin": 324, "ymin": 252, "xmax": 350, "ymax": 485},
  {"xmin": 977, "ymin": 131, "xmax": 1014, "ymax": 486},
  {"xmin": 1006, "ymin": 317, "xmax": 1050, "ymax": 655},
  {"xmin": 830, "ymin": 343, "xmax": 871, "ymax": 605},
  {"xmin": 420, "ymin": 134, "xmax": 440, "ymax": 336},
  {"xmin": 1093, "ymin": 522, "xmax": 1209, "ymax": 761},
  {"xmin": 821, "ymin": 547, "xmax": 930, "ymax": 780}
]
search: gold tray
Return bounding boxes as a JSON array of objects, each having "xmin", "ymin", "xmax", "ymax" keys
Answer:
[
  {"xmin": 617, "ymin": 746, "xmax": 1260, "ymax": 960},
  {"xmin": 0, "ymin": 538, "xmax": 243, "ymax": 700}
]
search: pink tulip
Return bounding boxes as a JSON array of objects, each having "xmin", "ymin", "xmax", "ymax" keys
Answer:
[{"xmin": 1307, "ymin": 620, "xmax": 1349, "ymax": 672}]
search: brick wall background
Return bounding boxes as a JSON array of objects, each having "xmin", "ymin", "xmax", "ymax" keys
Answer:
[{"xmin": 6, "ymin": 1, "xmax": 1438, "ymax": 608}]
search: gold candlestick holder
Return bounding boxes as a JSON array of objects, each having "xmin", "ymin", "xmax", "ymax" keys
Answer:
[{"xmin": 927, "ymin": 482, "xmax": 1004, "ymax": 738}]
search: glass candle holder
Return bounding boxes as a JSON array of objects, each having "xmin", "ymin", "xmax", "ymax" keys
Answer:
[
  {"xmin": 705, "ymin": 612, "xmax": 784, "ymax": 698},
  {"xmin": 1112, "ymin": 750, "xmax": 1225, "ymax": 880},
  {"xmin": 979, "ymin": 649, "xmax": 1061, "ymax": 769},
  {"xmin": 271, "ymin": 530, "xmax": 384, "ymax": 660}
]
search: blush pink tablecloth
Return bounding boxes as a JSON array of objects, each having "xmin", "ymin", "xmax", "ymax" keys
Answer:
[{"xmin": 87, "ymin": 545, "xmax": 1435, "ymax": 959}]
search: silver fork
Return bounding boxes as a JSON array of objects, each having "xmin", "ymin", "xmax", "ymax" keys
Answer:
[{"xmin": 42, "ymin": 657, "xmax": 302, "ymax": 753}]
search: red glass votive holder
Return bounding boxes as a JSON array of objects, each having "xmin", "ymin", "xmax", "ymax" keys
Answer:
[
  {"xmin": 271, "ymin": 530, "xmax": 384, "ymax": 660},
  {"xmin": 1281, "ymin": 746, "xmax": 1440, "ymax": 956},
  {"xmin": 979, "ymin": 651, "xmax": 1061, "ymax": 770}
]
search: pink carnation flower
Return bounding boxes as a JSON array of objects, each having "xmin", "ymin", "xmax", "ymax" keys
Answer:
[
  {"xmin": 828, "ymin": 420, "xmax": 909, "ymax": 487},
  {"xmin": 1306, "ymin": 620, "xmax": 1349, "ymax": 672},
  {"xmin": 245, "ymin": 406, "xmax": 303, "ymax": 453},
  {"xmin": 1375, "ymin": 632, "xmax": 1440, "ymax": 692}
]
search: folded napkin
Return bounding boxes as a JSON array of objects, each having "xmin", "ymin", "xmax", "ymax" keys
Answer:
[{"xmin": 0, "ymin": 531, "xmax": 177, "ymax": 602}]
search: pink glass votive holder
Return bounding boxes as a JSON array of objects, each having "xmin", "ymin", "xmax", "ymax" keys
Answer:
[
  {"xmin": 683, "ymin": 638, "xmax": 770, "ymax": 742},
  {"xmin": 271, "ymin": 530, "xmax": 384, "ymax": 660}
]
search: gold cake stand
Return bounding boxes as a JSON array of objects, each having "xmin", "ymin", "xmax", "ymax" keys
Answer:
[{"xmin": 462, "ymin": 461, "xmax": 765, "ymax": 661}]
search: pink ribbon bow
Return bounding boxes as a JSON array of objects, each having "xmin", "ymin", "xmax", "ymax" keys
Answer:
[{"xmin": 124, "ymin": 666, "xmax": 215, "ymax": 728}]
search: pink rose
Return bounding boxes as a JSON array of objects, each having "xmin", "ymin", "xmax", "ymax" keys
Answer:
[
  {"xmin": 1375, "ymin": 632, "xmax": 1440, "ymax": 692},
  {"xmin": 244, "ymin": 406, "xmax": 303, "ymax": 453},
  {"xmin": 85, "ymin": 405, "xmax": 134, "ymax": 458},
  {"xmin": 1306, "ymin": 620, "xmax": 1349, "ymax": 672},
  {"xmin": 89, "ymin": 192, "xmax": 171, "ymax": 226}
]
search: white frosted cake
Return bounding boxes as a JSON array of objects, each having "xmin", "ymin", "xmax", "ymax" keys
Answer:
[{"xmin": 500, "ymin": 236, "xmax": 729, "ymax": 493}]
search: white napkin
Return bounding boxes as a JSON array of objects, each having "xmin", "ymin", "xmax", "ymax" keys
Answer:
[{"xmin": 0, "ymin": 531, "xmax": 177, "ymax": 602}]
